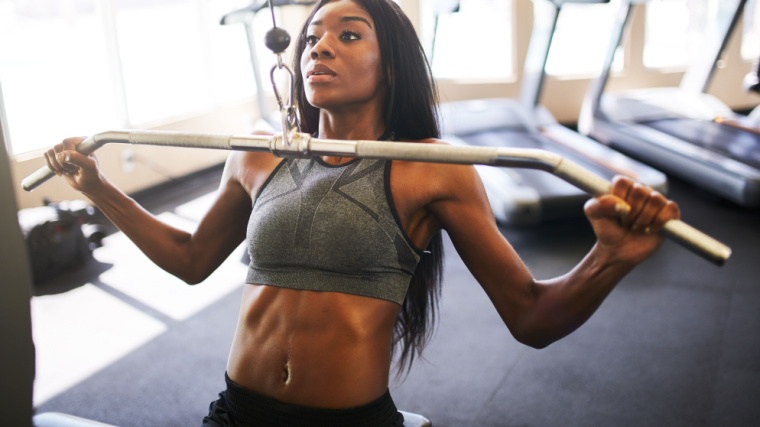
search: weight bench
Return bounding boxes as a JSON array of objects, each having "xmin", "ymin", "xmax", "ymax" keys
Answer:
[{"xmin": 33, "ymin": 411, "xmax": 432, "ymax": 426}]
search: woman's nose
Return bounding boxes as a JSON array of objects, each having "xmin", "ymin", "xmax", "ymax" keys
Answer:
[{"xmin": 310, "ymin": 37, "xmax": 334, "ymax": 59}]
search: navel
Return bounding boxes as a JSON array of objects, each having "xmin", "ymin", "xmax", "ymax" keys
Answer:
[{"xmin": 282, "ymin": 360, "xmax": 291, "ymax": 384}]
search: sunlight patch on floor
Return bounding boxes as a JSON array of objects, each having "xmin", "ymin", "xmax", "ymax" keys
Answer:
[
  {"xmin": 94, "ymin": 211, "xmax": 247, "ymax": 321},
  {"xmin": 31, "ymin": 284, "xmax": 168, "ymax": 406},
  {"xmin": 30, "ymin": 189, "xmax": 248, "ymax": 408}
]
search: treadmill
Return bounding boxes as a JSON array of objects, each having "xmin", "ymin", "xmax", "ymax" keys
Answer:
[
  {"xmin": 578, "ymin": 0, "xmax": 760, "ymax": 207},
  {"xmin": 742, "ymin": 58, "xmax": 760, "ymax": 127},
  {"xmin": 436, "ymin": 0, "xmax": 667, "ymax": 225},
  {"xmin": 220, "ymin": 0, "xmax": 316, "ymax": 130}
]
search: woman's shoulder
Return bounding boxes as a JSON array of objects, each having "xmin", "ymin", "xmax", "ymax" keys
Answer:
[
  {"xmin": 392, "ymin": 138, "xmax": 484, "ymax": 194},
  {"xmin": 222, "ymin": 150, "xmax": 284, "ymax": 196},
  {"xmin": 389, "ymin": 138, "xmax": 493, "ymax": 234},
  {"xmin": 226, "ymin": 150, "xmax": 282, "ymax": 173}
]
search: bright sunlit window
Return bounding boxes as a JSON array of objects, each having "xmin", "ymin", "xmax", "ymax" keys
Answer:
[
  {"xmin": 642, "ymin": 0, "xmax": 742, "ymax": 70},
  {"xmin": 545, "ymin": 0, "xmax": 622, "ymax": 76},
  {"xmin": 644, "ymin": 0, "xmax": 702, "ymax": 69},
  {"xmin": 0, "ymin": 0, "xmax": 256, "ymax": 156},
  {"xmin": 113, "ymin": 0, "xmax": 256, "ymax": 125},
  {"xmin": 742, "ymin": 0, "xmax": 760, "ymax": 60},
  {"xmin": 0, "ymin": 0, "xmax": 121, "ymax": 155},
  {"xmin": 422, "ymin": 0, "xmax": 514, "ymax": 80}
]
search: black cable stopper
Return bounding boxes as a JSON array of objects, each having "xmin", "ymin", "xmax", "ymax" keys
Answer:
[{"xmin": 265, "ymin": 27, "xmax": 291, "ymax": 54}]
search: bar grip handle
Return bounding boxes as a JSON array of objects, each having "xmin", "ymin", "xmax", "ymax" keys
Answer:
[
  {"xmin": 661, "ymin": 220, "xmax": 731, "ymax": 265},
  {"xmin": 21, "ymin": 137, "xmax": 100, "ymax": 192},
  {"xmin": 553, "ymin": 158, "xmax": 731, "ymax": 265}
]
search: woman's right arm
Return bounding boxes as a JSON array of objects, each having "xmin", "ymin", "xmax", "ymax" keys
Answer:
[
  {"xmin": 419, "ymin": 159, "xmax": 678, "ymax": 349},
  {"xmin": 45, "ymin": 137, "xmax": 254, "ymax": 284}
]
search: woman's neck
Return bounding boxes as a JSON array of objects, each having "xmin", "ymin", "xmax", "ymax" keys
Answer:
[
  {"xmin": 316, "ymin": 110, "xmax": 387, "ymax": 165},
  {"xmin": 317, "ymin": 108, "xmax": 386, "ymax": 141}
]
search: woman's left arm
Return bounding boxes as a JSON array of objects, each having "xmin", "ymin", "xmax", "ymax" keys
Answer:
[{"xmin": 428, "ymin": 164, "xmax": 680, "ymax": 349}]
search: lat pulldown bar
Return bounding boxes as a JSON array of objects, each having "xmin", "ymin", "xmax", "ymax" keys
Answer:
[{"xmin": 21, "ymin": 129, "xmax": 732, "ymax": 265}]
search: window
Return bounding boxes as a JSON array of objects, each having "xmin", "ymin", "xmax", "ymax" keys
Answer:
[
  {"xmin": 642, "ymin": 0, "xmax": 744, "ymax": 70},
  {"xmin": 743, "ymin": 0, "xmax": 760, "ymax": 60},
  {"xmin": 545, "ymin": 0, "xmax": 622, "ymax": 77},
  {"xmin": 0, "ymin": 0, "xmax": 121, "ymax": 155},
  {"xmin": 0, "ymin": 0, "xmax": 256, "ymax": 156},
  {"xmin": 113, "ymin": 0, "xmax": 256, "ymax": 125},
  {"xmin": 421, "ymin": 0, "xmax": 514, "ymax": 80},
  {"xmin": 644, "ymin": 0, "xmax": 703, "ymax": 69}
]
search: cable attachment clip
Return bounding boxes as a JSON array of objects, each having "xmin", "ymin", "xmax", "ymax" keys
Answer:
[
  {"xmin": 270, "ymin": 60, "xmax": 297, "ymax": 138},
  {"xmin": 265, "ymin": 24, "xmax": 298, "ymax": 146}
]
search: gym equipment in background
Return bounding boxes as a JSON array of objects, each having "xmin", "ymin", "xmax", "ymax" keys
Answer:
[
  {"xmin": 0, "ymin": 77, "xmax": 36, "ymax": 427},
  {"xmin": 433, "ymin": 0, "xmax": 668, "ymax": 226},
  {"xmin": 579, "ymin": 0, "xmax": 760, "ymax": 207},
  {"xmin": 18, "ymin": 199, "xmax": 105, "ymax": 284},
  {"xmin": 424, "ymin": 0, "xmax": 460, "ymax": 64},
  {"xmin": 220, "ymin": 0, "xmax": 316, "ymax": 130},
  {"xmin": 743, "ymin": 58, "xmax": 760, "ymax": 126},
  {"xmin": 744, "ymin": 59, "xmax": 760, "ymax": 95}
]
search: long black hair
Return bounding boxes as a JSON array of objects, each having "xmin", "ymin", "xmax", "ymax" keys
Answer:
[{"xmin": 293, "ymin": 0, "xmax": 445, "ymax": 375}]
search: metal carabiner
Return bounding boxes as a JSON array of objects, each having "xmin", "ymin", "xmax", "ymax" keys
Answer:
[{"xmin": 270, "ymin": 56, "xmax": 298, "ymax": 146}]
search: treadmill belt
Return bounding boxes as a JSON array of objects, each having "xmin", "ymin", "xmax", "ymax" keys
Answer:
[{"xmin": 644, "ymin": 118, "xmax": 760, "ymax": 169}]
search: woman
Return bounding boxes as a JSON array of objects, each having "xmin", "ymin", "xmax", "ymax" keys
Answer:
[{"xmin": 44, "ymin": 0, "xmax": 680, "ymax": 425}]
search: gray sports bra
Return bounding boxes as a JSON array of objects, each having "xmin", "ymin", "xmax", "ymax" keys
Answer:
[{"xmin": 245, "ymin": 157, "xmax": 422, "ymax": 305}]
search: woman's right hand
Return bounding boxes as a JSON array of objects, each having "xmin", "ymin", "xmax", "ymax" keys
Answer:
[{"xmin": 43, "ymin": 137, "xmax": 104, "ymax": 194}]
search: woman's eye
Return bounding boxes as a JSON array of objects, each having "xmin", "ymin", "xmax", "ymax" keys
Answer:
[
  {"xmin": 305, "ymin": 35, "xmax": 319, "ymax": 46},
  {"xmin": 340, "ymin": 30, "xmax": 361, "ymax": 41}
]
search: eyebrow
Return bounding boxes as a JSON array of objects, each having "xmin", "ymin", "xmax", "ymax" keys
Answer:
[{"xmin": 310, "ymin": 16, "xmax": 373, "ymax": 30}]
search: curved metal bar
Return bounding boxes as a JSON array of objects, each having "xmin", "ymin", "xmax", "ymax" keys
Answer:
[{"xmin": 21, "ymin": 129, "xmax": 732, "ymax": 265}]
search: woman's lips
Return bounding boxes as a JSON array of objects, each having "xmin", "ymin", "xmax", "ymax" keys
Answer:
[{"xmin": 307, "ymin": 64, "xmax": 336, "ymax": 83}]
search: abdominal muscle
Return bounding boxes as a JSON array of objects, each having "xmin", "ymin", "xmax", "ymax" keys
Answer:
[{"xmin": 225, "ymin": 283, "xmax": 401, "ymax": 409}]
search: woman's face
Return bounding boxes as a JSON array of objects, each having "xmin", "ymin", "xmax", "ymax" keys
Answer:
[{"xmin": 300, "ymin": 0, "xmax": 385, "ymax": 112}]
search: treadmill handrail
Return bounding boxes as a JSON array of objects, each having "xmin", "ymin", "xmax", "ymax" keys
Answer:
[
  {"xmin": 520, "ymin": 0, "xmax": 611, "ymax": 110},
  {"xmin": 680, "ymin": 0, "xmax": 748, "ymax": 94},
  {"xmin": 580, "ymin": 0, "xmax": 749, "ymax": 132},
  {"xmin": 578, "ymin": 0, "xmax": 635, "ymax": 135}
]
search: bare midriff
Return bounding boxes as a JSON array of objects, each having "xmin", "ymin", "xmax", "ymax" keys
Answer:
[{"xmin": 225, "ymin": 283, "xmax": 400, "ymax": 409}]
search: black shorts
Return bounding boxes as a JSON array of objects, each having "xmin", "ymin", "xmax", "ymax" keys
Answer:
[{"xmin": 202, "ymin": 373, "xmax": 405, "ymax": 427}]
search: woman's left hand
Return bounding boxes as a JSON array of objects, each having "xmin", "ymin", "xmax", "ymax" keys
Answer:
[{"xmin": 584, "ymin": 176, "xmax": 681, "ymax": 266}]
